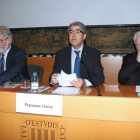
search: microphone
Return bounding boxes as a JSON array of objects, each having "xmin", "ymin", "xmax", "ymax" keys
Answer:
[{"xmin": 81, "ymin": 58, "xmax": 102, "ymax": 96}]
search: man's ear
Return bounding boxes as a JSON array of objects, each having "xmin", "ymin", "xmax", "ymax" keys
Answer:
[
  {"xmin": 8, "ymin": 37, "xmax": 12, "ymax": 45},
  {"xmin": 83, "ymin": 34, "xmax": 86, "ymax": 40}
]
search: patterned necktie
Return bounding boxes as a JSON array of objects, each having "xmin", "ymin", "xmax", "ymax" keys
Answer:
[
  {"xmin": 74, "ymin": 51, "xmax": 80, "ymax": 78},
  {"xmin": 0, "ymin": 54, "xmax": 4, "ymax": 74}
]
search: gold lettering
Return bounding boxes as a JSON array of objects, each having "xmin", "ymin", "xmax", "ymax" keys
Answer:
[{"xmin": 48, "ymin": 122, "xmax": 52, "ymax": 128}]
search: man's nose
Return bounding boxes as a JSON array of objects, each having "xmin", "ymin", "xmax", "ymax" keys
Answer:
[{"xmin": 72, "ymin": 31, "xmax": 76, "ymax": 36}]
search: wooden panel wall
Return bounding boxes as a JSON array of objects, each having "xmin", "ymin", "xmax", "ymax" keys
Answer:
[
  {"xmin": 101, "ymin": 57, "xmax": 122, "ymax": 85},
  {"xmin": 27, "ymin": 57, "xmax": 122, "ymax": 85},
  {"xmin": 27, "ymin": 57, "xmax": 55, "ymax": 84}
]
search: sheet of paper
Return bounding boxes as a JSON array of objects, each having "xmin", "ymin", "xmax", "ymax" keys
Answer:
[
  {"xmin": 52, "ymin": 87, "xmax": 80, "ymax": 95},
  {"xmin": 136, "ymin": 86, "xmax": 140, "ymax": 92},
  {"xmin": 1, "ymin": 82, "xmax": 20, "ymax": 88},
  {"xmin": 85, "ymin": 88, "xmax": 92, "ymax": 95},
  {"xmin": 56, "ymin": 70, "xmax": 77, "ymax": 86}
]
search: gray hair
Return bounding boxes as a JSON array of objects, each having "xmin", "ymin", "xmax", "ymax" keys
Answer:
[
  {"xmin": 0, "ymin": 26, "xmax": 12, "ymax": 42},
  {"xmin": 133, "ymin": 31, "xmax": 140, "ymax": 42},
  {"xmin": 68, "ymin": 21, "xmax": 86, "ymax": 34}
]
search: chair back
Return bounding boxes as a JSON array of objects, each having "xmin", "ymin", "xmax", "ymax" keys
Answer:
[{"xmin": 27, "ymin": 64, "xmax": 44, "ymax": 83}]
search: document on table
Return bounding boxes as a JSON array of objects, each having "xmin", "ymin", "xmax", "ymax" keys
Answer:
[
  {"xmin": 136, "ymin": 86, "xmax": 140, "ymax": 92},
  {"xmin": 56, "ymin": 70, "xmax": 77, "ymax": 86},
  {"xmin": 0, "ymin": 82, "xmax": 20, "ymax": 88},
  {"xmin": 52, "ymin": 87, "xmax": 80, "ymax": 95}
]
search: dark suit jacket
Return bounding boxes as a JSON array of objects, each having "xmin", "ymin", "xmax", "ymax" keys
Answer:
[
  {"xmin": 118, "ymin": 52, "xmax": 140, "ymax": 85},
  {"xmin": 0, "ymin": 45, "xmax": 30, "ymax": 85},
  {"xmin": 49, "ymin": 45, "xmax": 105, "ymax": 86}
]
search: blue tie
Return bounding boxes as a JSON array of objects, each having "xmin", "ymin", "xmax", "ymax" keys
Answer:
[
  {"xmin": 0, "ymin": 54, "xmax": 4, "ymax": 74},
  {"xmin": 74, "ymin": 51, "xmax": 80, "ymax": 78}
]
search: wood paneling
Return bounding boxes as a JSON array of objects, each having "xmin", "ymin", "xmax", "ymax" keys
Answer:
[
  {"xmin": 27, "ymin": 57, "xmax": 123, "ymax": 85},
  {"xmin": 27, "ymin": 57, "xmax": 55, "ymax": 84},
  {"xmin": 101, "ymin": 57, "xmax": 122, "ymax": 85}
]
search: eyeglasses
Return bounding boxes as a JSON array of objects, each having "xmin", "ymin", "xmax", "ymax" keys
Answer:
[
  {"xmin": 134, "ymin": 42, "xmax": 140, "ymax": 45},
  {"xmin": 69, "ymin": 29, "xmax": 84, "ymax": 35},
  {"xmin": 0, "ymin": 37, "xmax": 9, "ymax": 44}
]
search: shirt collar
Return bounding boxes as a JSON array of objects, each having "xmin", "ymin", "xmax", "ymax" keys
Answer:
[
  {"xmin": 72, "ymin": 44, "xmax": 84, "ymax": 52},
  {"xmin": 4, "ymin": 46, "xmax": 11, "ymax": 55}
]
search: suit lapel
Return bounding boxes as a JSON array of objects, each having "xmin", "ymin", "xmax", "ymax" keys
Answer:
[
  {"xmin": 80, "ymin": 45, "xmax": 89, "ymax": 77},
  {"xmin": 63, "ymin": 46, "xmax": 71, "ymax": 74},
  {"xmin": 133, "ymin": 52, "xmax": 137, "ymax": 59},
  {"xmin": 6, "ymin": 46, "xmax": 13, "ymax": 69},
  {"xmin": 81, "ymin": 45, "xmax": 89, "ymax": 62}
]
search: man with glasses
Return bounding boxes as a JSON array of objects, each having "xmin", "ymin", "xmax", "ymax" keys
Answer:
[
  {"xmin": 119, "ymin": 31, "xmax": 140, "ymax": 85},
  {"xmin": 0, "ymin": 26, "xmax": 30, "ymax": 85},
  {"xmin": 50, "ymin": 21, "xmax": 104, "ymax": 88}
]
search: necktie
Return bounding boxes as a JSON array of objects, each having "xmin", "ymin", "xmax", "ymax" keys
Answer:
[
  {"xmin": 74, "ymin": 51, "xmax": 80, "ymax": 78},
  {"xmin": 0, "ymin": 54, "xmax": 4, "ymax": 74}
]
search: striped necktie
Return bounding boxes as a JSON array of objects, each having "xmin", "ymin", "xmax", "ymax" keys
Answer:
[
  {"xmin": 0, "ymin": 54, "xmax": 4, "ymax": 74},
  {"xmin": 74, "ymin": 51, "xmax": 80, "ymax": 78}
]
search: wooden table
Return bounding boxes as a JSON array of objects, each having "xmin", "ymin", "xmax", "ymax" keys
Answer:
[{"xmin": 0, "ymin": 84, "xmax": 140, "ymax": 140}]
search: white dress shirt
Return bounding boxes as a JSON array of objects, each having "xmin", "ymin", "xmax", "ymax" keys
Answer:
[
  {"xmin": 71, "ymin": 45, "xmax": 92, "ymax": 87},
  {"xmin": 3, "ymin": 46, "xmax": 11, "ymax": 71}
]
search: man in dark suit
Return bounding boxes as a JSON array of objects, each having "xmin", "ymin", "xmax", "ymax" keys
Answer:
[
  {"xmin": 0, "ymin": 26, "xmax": 30, "ymax": 85},
  {"xmin": 118, "ymin": 31, "xmax": 140, "ymax": 85},
  {"xmin": 50, "ymin": 21, "xmax": 104, "ymax": 88}
]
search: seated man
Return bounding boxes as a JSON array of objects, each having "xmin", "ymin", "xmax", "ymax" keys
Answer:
[
  {"xmin": 49, "ymin": 21, "xmax": 104, "ymax": 88},
  {"xmin": 0, "ymin": 26, "xmax": 30, "ymax": 85},
  {"xmin": 118, "ymin": 31, "xmax": 140, "ymax": 85}
]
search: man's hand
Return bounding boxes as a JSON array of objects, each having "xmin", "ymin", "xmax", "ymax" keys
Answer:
[
  {"xmin": 51, "ymin": 73, "xmax": 59, "ymax": 84},
  {"xmin": 137, "ymin": 52, "xmax": 140, "ymax": 63},
  {"xmin": 71, "ymin": 78, "xmax": 87, "ymax": 88}
]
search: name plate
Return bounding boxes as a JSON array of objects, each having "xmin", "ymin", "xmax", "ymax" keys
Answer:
[{"xmin": 16, "ymin": 93, "xmax": 62, "ymax": 116}]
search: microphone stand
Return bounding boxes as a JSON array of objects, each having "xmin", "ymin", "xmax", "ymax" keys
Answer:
[{"xmin": 81, "ymin": 59, "xmax": 102, "ymax": 96}]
